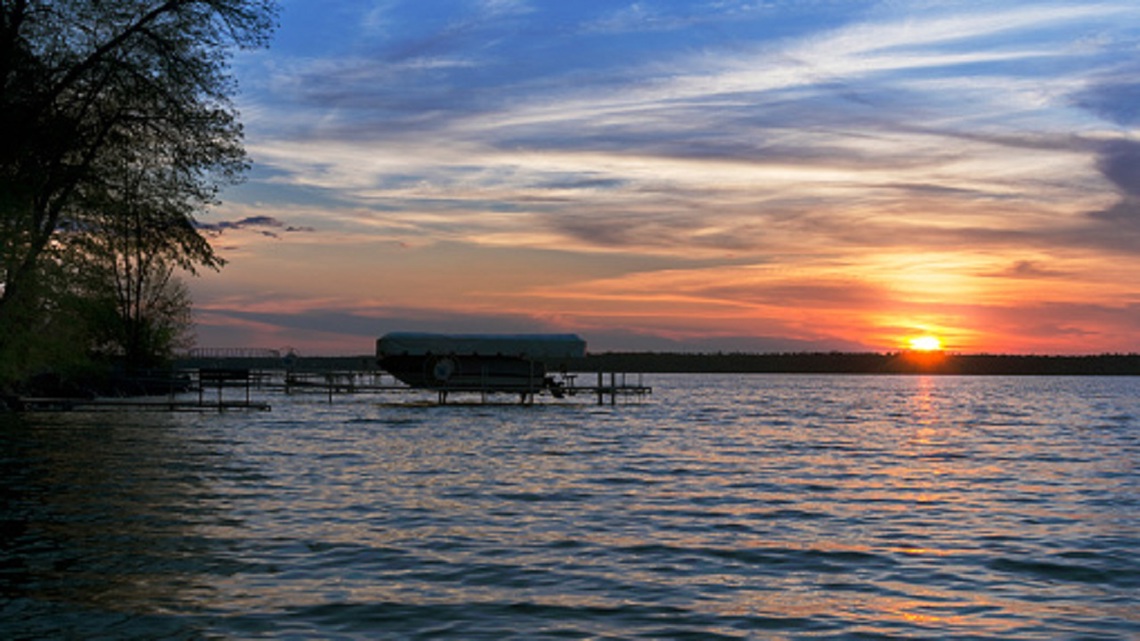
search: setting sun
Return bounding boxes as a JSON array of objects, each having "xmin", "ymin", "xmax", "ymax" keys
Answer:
[{"xmin": 908, "ymin": 336, "xmax": 943, "ymax": 351}]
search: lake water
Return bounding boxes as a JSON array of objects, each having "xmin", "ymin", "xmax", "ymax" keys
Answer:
[{"xmin": 2, "ymin": 374, "xmax": 1137, "ymax": 640}]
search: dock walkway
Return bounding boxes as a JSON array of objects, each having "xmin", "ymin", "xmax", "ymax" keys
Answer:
[{"xmin": 8, "ymin": 367, "xmax": 650, "ymax": 411}]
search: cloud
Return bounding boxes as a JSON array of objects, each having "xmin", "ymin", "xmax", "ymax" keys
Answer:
[
  {"xmin": 969, "ymin": 300, "xmax": 1140, "ymax": 351},
  {"xmin": 478, "ymin": 0, "xmax": 532, "ymax": 18},
  {"xmin": 1083, "ymin": 139, "xmax": 1140, "ymax": 249},
  {"xmin": 192, "ymin": 300, "xmax": 582, "ymax": 354},
  {"xmin": 580, "ymin": 329, "xmax": 871, "ymax": 354},
  {"xmin": 239, "ymin": 2, "xmax": 1140, "ymax": 228},
  {"xmin": 192, "ymin": 295, "xmax": 875, "ymax": 354},
  {"xmin": 1074, "ymin": 79, "xmax": 1140, "ymax": 126},
  {"xmin": 584, "ymin": 3, "xmax": 689, "ymax": 34},
  {"xmin": 197, "ymin": 215, "xmax": 317, "ymax": 238},
  {"xmin": 209, "ymin": 1, "xmax": 1140, "ymax": 354},
  {"xmin": 1095, "ymin": 139, "xmax": 1140, "ymax": 198},
  {"xmin": 987, "ymin": 260, "xmax": 1070, "ymax": 279},
  {"xmin": 1089, "ymin": 198, "xmax": 1140, "ymax": 227}
]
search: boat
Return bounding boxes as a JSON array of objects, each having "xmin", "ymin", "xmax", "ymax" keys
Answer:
[{"xmin": 376, "ymin": 332, "xmax": 586, "ymax": 396}]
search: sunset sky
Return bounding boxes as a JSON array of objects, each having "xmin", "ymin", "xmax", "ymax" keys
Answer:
[{"xmin": 191, "ymin": 0, "xmax": 1140, "ymax": 355}]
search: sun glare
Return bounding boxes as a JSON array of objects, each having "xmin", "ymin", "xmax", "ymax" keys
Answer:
[{"xmin": 908, "ymin": 335, "xmax": 943, "ymax": 352}]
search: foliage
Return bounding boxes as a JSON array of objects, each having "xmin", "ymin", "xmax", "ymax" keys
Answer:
[
  {"xmin": 0, "ymin": 246, "xmax": 101, "ymax": 389},
  {"xmin": 0, "ymin": 0, "xmax": 277, "ymax": 388},
  {"xmin": 69, "ymin": 122, "xmax": 222, "ymax": 370},
  {"xmin": 71, "ymin": 245, "xmax": 197, "ymax": 371}
]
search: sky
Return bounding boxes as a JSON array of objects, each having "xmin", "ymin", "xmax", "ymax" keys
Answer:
[{"xmin": 190, "ymin": 0, "xmax": 1140, "ymax": 355}]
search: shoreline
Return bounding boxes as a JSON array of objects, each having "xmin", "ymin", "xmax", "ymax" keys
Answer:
[{"xmin": 174, "ymin": 352, "xmax": 1140, "ymax": 376}]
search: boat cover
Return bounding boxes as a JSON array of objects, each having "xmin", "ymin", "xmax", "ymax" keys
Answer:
[{"xmin": 377, "ymin": 332, "xmax": 586, "ymax": 359}]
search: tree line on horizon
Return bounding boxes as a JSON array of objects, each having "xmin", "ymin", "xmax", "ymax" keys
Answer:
[
  {"xmin": 170, "ymin": 351, "xmax": 1140, "ymax": 377},
  {"xmin": 0, "ymin": 0, "xmax": 277, "ymax": 393},
  {"xmin": 567, "ymin": 352, "xmax": 1140, "ymax": 375}
]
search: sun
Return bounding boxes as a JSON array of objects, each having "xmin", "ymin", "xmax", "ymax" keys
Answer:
[{"xmin": 908, "ymin": 335, "xmax": 943, "ymax": 352}]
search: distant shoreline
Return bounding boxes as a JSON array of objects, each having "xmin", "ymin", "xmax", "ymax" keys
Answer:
[
  {"xmin": 174, "ymin": 352, "xmax": 1140, "ymax": 376},
  {"xmin": 569, "ymin": 352, "xmax": 1140, "ymax": 375}
]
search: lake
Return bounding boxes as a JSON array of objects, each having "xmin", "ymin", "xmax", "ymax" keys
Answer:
[{"xmin": 2, "ymin": 374, "xmax": 1137, "ymax": 639}]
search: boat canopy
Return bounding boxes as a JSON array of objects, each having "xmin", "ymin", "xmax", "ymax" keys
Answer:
[{"xmin": 377, "ymin": 332, "xmax": 586, "ymax": 359}]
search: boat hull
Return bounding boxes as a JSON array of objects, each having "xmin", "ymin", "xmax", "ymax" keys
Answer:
[
  {"xmin": 376, "ymin": 332, "xmax": 585, "ymax": 394},
  {"xmin": 380, "ymin": 354, "xmax": 549, "ymax": 392}
]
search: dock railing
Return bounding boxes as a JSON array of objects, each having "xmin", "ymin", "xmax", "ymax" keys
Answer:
[{"xmin": 10, "ymin": 363, "xmax": 651, "ymax": 411}]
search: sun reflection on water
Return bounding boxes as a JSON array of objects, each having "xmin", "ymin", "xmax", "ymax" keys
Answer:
[{"xmin": 2, "ymin": 375, "xmax": 1136, "ymax": 639}]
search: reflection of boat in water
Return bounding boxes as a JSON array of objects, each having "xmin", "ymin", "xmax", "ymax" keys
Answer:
[{"xmin": 376, "ymin": 332, "xmax": 586, "ymax": 397}]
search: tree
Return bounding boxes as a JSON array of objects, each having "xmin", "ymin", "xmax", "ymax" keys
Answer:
[
  {"xmin": 0, "ymin": 241, "xmax": 93, "ymax": 387},
  {"xmin": 0, "ymin": 0, "xmax": 276, "ymax": 380},
  {"xmin": 77, "ymin": 257, "xmax": 196, "ymax": 371},
  {"xmin": 72, "ymin": 135, "xmax": 219, "ymax": 369}
]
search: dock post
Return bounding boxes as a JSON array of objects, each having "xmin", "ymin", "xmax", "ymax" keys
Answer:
[{"xmin": 597, "ymin": 371, "xmax": 604, "ymax": 405}]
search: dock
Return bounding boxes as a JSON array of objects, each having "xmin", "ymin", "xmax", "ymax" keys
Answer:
[
  {"xmin": 278, "ymin": 369, "xmax": 651, "ymax": 405},
  {"xmin": 7, "ymin": 366, "xmax": 650, "ymax": 412}
]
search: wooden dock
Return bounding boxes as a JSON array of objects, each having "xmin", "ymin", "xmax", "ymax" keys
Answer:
[
  {"xmin": 276, "ymin": 370, "xmax": 651, "ymax": 405},
  {"xmin": 8, "ymin": 368, "xmax": 650, "ymax": 411}
]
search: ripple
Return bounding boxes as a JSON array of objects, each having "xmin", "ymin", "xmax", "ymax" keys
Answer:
[
  {"xmin": 3, "ymin": 374, "xmax": 1138, "ymax": 640},
  {"xmin": 273, "ymin": 600, "xmax": 832, "ymax": 639},
  {"xmin": 989, "ymin": 556, "xmax": 1137, "ymax": 587}
]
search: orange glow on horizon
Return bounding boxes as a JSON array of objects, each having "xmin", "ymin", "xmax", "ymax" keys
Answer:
[{"xmin": 188, "ymin": 241, "xmax": 1137, "ymax": 356}]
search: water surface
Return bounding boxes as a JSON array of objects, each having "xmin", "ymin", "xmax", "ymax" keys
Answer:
[{"xmin": 2, "ymin": 375, "xmax": 1137, "ymax": 639}]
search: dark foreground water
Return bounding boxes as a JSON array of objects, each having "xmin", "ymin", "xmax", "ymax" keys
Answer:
[{"xmin": 2, "ymin": 374, "xmax": 1137, "ymax": 640}]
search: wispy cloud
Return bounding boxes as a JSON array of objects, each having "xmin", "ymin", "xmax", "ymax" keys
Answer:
[
  {"xmin": 197, "ymin": 215, "xmax": 317, "ymax": 238},
  {"xmin": 203, "ymin": 0, "xmax": 1140, "ymax": 353},
  {"xmin": 238, "ymin": 2, "xmax": 1138, "ymax": 238}
]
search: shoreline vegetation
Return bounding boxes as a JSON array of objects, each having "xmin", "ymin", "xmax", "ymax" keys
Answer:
[
  {"xmin": 573, "ymin": 352, "xmax": 1140, "ymax": 375},
  {"xmin": 0, "ymin": 2, "xmax": 278, "ymax": 405}
]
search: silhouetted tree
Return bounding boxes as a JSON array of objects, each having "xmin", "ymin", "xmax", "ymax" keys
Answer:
[
  {"xmin": 0, "ymin": 0, "xmax": 276, "ymax": 382},
  {"xmin": 76, "ymin": 259, "xmax": 195, "ymax": 371},
  {"xmin": 69, "ymin": 109, "xmax": 226, "ymax": 369},
  {"xmin": 71, "ymin": 211, "xmax": 198, "ymax": 371}
]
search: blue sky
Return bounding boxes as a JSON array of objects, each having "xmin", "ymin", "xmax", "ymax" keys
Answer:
[{"xmin": 191, "ymin": 0, "xmax": 1140, "ymax": 354}]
